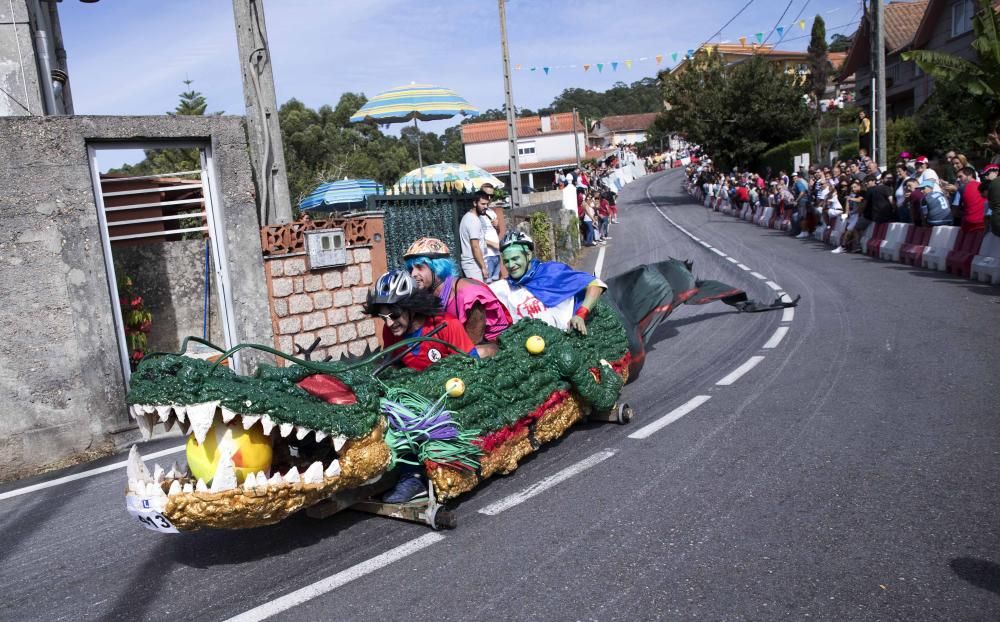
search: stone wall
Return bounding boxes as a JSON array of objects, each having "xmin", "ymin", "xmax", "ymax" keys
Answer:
[
  {"xmin": 260, "ymin": 215, "xmax": 388, "ymax": 364},
  {"xmin": 0, "ymin": 115, "xmax": 271, "ymax": 481}
]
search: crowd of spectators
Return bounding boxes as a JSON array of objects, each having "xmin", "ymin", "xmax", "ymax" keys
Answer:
[
  {"xmin": 555, "ymin": 149, "xmax": 638, "ymax": 248},
  {"xmin": 686, "ymin": 149, "xmax": 1000, "ymax": 255}
]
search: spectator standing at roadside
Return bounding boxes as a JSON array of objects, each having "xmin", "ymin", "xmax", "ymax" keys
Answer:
[
  {"xmin": 792, "ymin": 172, "xmax": 812, "ymax": 238},
  {"xmin": 984, "ymin": 164, "xmax": 1000, "ymax": 235},
  {"xmin": 915, "ymin": 156, "xmax": 942, "ymax": 194},
  {"xmin": 481, "ymin": 207, "xmax": 503, "ymax": 282},
  {"xmin": 919, "ymin": 180, "xmax": 952, "ymax": 226},
  {"xmin": 865, "ymin": 173, "xmax": 896, "ymax": 224},
  {"xmin": 957, "ymin": 166, "xmax": 987, "ymax": 233},
  {"xmin": 833, "ymin": 179, "xmax": 867, "ymax": 254},
  {"xmin": 459, "ymin": 191, "xmax": 490, "ymax": 281},
  {"xmin": 858, "ymin": 111, "xmax": 872, "ymax": 156}
]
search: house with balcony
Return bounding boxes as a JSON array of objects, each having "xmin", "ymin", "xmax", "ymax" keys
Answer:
[{"xmin": 461, "ymin": 112, "xmax": 596, "ymax": 190}]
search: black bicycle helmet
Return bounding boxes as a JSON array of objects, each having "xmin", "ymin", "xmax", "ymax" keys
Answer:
[
  {"xmin": 368, "ymin": 270, "xmax": 415, "ymax": 306},
  {"xmin": 499, "ymin": 230, "xmax": 534, "ymax": 251}
]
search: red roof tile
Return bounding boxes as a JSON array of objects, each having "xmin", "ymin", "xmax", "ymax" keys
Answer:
[
  {"xmin": 461, "ymin": 112, "xmax": 581, "ymax": 144},
  {"xmin": 884, "ymin": 0, "xmax": 929, "ymax": 52},
  {"xmin": 596, "ymin": 113, "xmax": 659, "ymax": 133}
]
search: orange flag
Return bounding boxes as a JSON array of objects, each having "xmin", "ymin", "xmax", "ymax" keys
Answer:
[
  {"xmin": 583, "ymin": 63, "xmax": 590, "ymax": 72},
  {"xmin": 739, "ymin": 36, "xmax": 747, "ymax": 47},
  {"xmin": 655, "ymin": 54, "xmax": 663, "ymax": 64}
]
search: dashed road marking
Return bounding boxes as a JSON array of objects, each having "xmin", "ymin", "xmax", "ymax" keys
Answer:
[
  {"xmin": 716, "ymin": 356, "xmax": 766, "ymax": 386},
  {"xmin": 710, "ymin": 248, "xmax": 727, "ymax": 257},
  {"xmin": 628, "ymin": 395, "xmax": 712, "ymax": 440},
  {"xmin": 737, "ymin": 264, "xmax": 751, "ymax": 271},
  {"xmin": 594, "ymin": 244, "xmax": 606, "ymax": 279},
  {"xmin": 478, "ymin": 450, "xmax": 617, "ymax": 515},
  {"xmin": 726, "ymin": 257, "xmax": 739, "ymax": 263},
  {"xmin": 781, "ymin": 306, "xmax": 795, "ymax": 323},
  {"xmin": 750, "ymin": 272, "xmax": 768, "ymax": 280},
  {"xmin": 765, "ymin": 280, "xmax": 783, "ymax": 291},
  {"xmin": 762, "ymin": 326, "xmax": 790, "ymax": 349}
]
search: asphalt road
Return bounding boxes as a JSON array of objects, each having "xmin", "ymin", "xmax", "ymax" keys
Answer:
[{"xmin": 2, "ymin": 169, "xmax": 998, "ymax": 621}]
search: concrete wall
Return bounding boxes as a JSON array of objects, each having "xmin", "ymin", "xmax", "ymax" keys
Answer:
[
  {"xmin": 465, "ymin": 132, "xmax": 586, "ymax": 169},
  {"xmin": 0, "ymin": 115, "xmax": 272, "ymax": 481},
  {"xmin": 0, "ymin": 0, "xmax": 44, "ymax": 116}
]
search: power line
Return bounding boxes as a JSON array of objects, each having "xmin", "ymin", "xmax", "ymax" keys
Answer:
[
  {"xmin": 762, "ymin": 0, "xmax": 796, "ymax": 45},
  {"xmin": 702, "ymin": 0, "xmax": 757, "ymax": 47}
]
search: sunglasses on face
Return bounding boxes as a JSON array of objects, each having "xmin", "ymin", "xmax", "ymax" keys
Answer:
[{"xmin": 377, "ymin": 311, "xmax": 403, "ymax": 322}]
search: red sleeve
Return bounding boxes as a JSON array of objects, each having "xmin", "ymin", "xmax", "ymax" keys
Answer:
[{"xmin": 437, "ymin": 317, "xmax": 476, "ymax": 356}]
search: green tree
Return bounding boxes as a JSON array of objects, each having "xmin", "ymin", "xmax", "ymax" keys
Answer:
[
  {"xmin": 807, "ymin": 15, "xmax": 833, "ymax": 162},
  {"xmin": 902, "ymin": 0, "xmax": 1000, "ymax": 158},
  {"xmin": 828, "ymin": 33, "xmax": 853, "ymax": 53},
  {"xmin": 657, "ymin": 52, "xmax": 809, "ymax": 168}
]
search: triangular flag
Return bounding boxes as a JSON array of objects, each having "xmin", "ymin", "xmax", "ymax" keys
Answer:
[
  {"xmin": 611, "ymin": 61, "xmax": 619, "ymax": 71},
  {"xmin": 707, "ymin": 46, "xmax": 714, "ymax": 56},
  {"xmin": 515, "ymin": 64, "xmax": 521, "ymax": 70},
  {"xmin": 583, "ymin": 63, "xmax": 590, "ymax": 72},
  {"xmin": 776, "ymin": 26, "xmax": 784, "ymax": 39},
  {"xmin": 655, "ymin": 54, "xmax": 663, "ymax": 64},
  {"xmin": 597, "ymin": 63, "xmax": 604, "ymax": 72},
  {"xmin": 755, "ymin": 32, "xmax": 763, "ymax": 44},
  {"xmin": 686, "ymin": 49, "xmax": 694, "ymax": 58},
  {"xmin": 543, "ymin": 67, "xmax": 549, "ymax": 74},
  {"xmin": 671, "ymin": 52, "xmax": 678, "ymax": 62},
  {"xmin": 739, "ymin": 36, "xmax": 747, "ymax": 47},
  {"xmin": 530, "ymin": 67, "xmax": 536, "ymax": 72},
  {"xmin": 799, "ymin": 19, "xmax": 806, "ymax": 30},
  {"xmin": 624, "ymin": 60, "xmax": 632, "ymax": 69}
]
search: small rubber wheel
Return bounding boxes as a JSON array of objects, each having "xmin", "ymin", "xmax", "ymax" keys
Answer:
[
  {"xmin": 617, "ymin": 403, "xmax": 634, "ymax": 424},
  {"xmin": 433, "ymin": 509, "xmax": 457, "ymax": 530}
]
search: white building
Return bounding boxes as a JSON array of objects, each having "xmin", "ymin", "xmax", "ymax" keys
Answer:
[
  {"xmin": 461, "ymin": 112, "xmax": 594, "ymax": 190},
  {"xmin": 588, "ymin": 113, "xmax": 658, "ymax": 149}
]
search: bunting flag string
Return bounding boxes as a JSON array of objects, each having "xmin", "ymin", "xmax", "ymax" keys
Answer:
[{"xmin": 510, "ymin": 16, "xmax": 819, "ymax": 76}]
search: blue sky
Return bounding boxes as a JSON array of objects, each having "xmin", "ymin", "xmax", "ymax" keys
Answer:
[{"xmin": 60, "ymin": 0, "xmax": 862, "ymax": 138}]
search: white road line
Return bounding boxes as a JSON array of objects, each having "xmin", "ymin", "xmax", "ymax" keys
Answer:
[
  {"xmin": 781, "ymin": 306, "xmax": 795, "ymax": 323},
  {"xmin": 594, "ymin": 244, "xmax": 606, "ymax": 279},
  {"xmin": 700, "ymin": 241, "xmax": 712, "ymax": 248},
  {"xmin": 223, "ymin": 533, "xmax": 446, "ymax": 622},
  {"xmin": 716, "ymin": 356, "xmax": 766, "ymax": 386},
  {"xmin": 750, "ymin": 271, "xmax": 768, "ymax": 280},
  {"xmin": 764, "ymin": 280, "xmax": 783, "ymax": 291},
  {"xmin": 0, "ymin": 444, "xmax": 186, "ymax": 501},
  {"xmin": 725, "ymin": 257, "xmax": 739, "ymax": 263},
  {"xmin": 780, "ymin": 293, "xmax": 793, "ymax": 304},
  {"xmin": 737, "ymin": 263, "xmax": 751, "ymax": 271},
  {"xmin": 628, "ymin": 395, "xmax": 712, "ymax": 440},
  {"xmin": 710, "ymin": 248, "xmax": 727, "ymax": 257},
  {"xmin": 762, "ymin": 326, "xmax": 790, "ymax": 349},
  {"xmin": 478, "ymin": 450, "xmax": 616, "ymax": 516}
]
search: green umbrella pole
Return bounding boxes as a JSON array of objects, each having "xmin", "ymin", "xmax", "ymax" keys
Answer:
[{"xmin": 413, "ymin": 117, "xmax": 425, "ymax": 194}]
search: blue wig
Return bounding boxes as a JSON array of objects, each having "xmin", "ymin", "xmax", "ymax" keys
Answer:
[{"xmin": 404, "ymin": 256, "xmax": 456, "ymax": 280}]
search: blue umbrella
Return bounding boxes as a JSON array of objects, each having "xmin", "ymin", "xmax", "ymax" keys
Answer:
[{"xmin": 298, "ymin": 178, "xmax": 384, "ymax": 211}]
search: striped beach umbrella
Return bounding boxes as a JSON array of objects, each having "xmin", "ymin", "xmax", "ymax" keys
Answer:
[
  {"xmin": 298, "ymin": 178, "xmax": 384, "ymax": 211},
  {"xmin": 349, "ymin": 83, "xmax": 479, "ymax": 124},
  {"xmin": 351, "ymin": 83, "xmax": 479, "ymax": 182},
  {"xmin": 398, "ymin": 163, "xmax": 504, "ymax": 193}
]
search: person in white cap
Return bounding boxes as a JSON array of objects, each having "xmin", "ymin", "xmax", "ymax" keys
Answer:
[{"xmin": 914, "ymin": 156, "xmax": 942, "ymax": 194}]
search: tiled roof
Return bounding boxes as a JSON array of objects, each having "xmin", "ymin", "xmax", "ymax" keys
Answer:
[
  {"xmin": 913, "ymin": 0, "xmax": 1000, "ymax": 48},
  {"xmin": 884, "ymin": 0, "xmax": 929, "ymax": 52},
  {"xmin": 828, "ymin": 52, "xmax": 848, "ymax": 72},
  {"xmin": 596, "ymin": 113, "xmax": 659, "ymax": 133},
  {"xmin": 461, "ymin": 112, "xmax": 581, "ymax": 144},
  {"xmin": 482, "ymin": 149, "xmax": 608, "ymax": 174}
]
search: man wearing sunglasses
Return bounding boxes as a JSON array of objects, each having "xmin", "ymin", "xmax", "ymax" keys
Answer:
[{"xmin": 363, "ymin": 270, "xmax": 488, "ymax": 372}]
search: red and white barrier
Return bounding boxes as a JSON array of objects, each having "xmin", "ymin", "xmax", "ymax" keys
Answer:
[{"xmin": 922, "ymin": 226, "xmax": 961, "ymax": 271}]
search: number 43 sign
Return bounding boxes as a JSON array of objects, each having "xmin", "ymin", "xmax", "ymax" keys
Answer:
[{"xmin": 126, "ymin": 496, "xmax": 179, "ymax": 533}]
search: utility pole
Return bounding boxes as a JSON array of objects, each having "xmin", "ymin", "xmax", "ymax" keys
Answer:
[
  {"xmin": 232, "ymin": 0, "xmax": 294, "ymax": 224},
  {"xmin": 872, "ymin": 0, "xmax": 887, "ymax": 169},
  {"xmin": 572, "ymin": 107, "xmax": 582, "ymax": 169},
  {"xmin": 498, "ymin": 0, "xmax": 522, "ymax": 209}
]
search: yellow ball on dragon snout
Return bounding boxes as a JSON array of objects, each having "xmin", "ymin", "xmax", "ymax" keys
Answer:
[
  {"xmin": 186, "ymin": 419, "xmax": 273, "ymax": 485},
  {"xmin": 445, "ymin": 377, "xmax": 465, "ymax": 398},
  {"xmin": 525, "ymin": 335, "xmax": 545, "ymax": 354}
]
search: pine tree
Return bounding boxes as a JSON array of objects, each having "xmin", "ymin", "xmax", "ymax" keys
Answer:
[
  {"xmin": 171, "ymin": 80, "xmax": 209, "ymax": 116},
  {"xmin": 807, "ymin": 16, "xmax": 833, "ymax": 162}
]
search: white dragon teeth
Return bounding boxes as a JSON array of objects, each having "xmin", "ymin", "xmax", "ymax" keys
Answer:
[
  {"xmin": 221, "ymin": 407, "xmax": 238, "ymax": 424},
  {"xmin": 187, "ymin": 401, "xmax": 219, "ymax": 445},
  {"xmin": 242, "ymin": 477, "xmax": 256, "ymax": 491},
  {"xmin": 152, "ymin": 464, "xmax": 165, "ymax": 484},
  {"xmin": 155, "ymin": 405, "xmax": 172, "ymax": 423},
  {"xmin": 182, "ymin": 482, "xmax": 194, "ymax": 494},
  {"xmin": 126, "ymin": 446, "xmax": 150, "ymax": 483},
  {"xmin": 295, "ymin": 426, "xmax": 310, "ymax": 441},
  {"xmin": 167, "ymin": 480, "xmax": 182, "ymax": 496},
  {"xmin": 332, "ymin": 436, "xmax": 347, "ymax": 452},
  {"xmin": 141, "ymin": 404, "xmax": 156, "ymax": 415},
  {"xmin": 195, "ymin": 479, "xmax": 208, "ymax": 492},
  {"xmin": 241, "ymin": 415, "xmax": 260, "ymax": 430},
  {"xmin": 259, "ymin": 415, "xmax": 275, "ymax": 435},
  {"xmin": 174, "ymin": 405, "xmax": 187, "ymax": 423},
  {"xmin": 303, "ymin": 461, "xmax": 324, "ymax": 484},
  {"xmin": 134, "ymin": 413, "xmax": 154, "ymax": 441},
  {"xmin": 279, "ymin": 422, "xmax": 294, "ymax": 438},
  {"xmin": 268, "ymin": 472, "xmax": 284, "ymax": 486},
  {"xmin": 324, "ymin": 459, "xmax": 341, "ymax": 478},
  {"xmin": 166, "ymin": 462, "xmax": 183, "ymax": 480},
  {"xmin": 314, "ymin": 430, "xmax": 328, "ymax": 442},
  {"xmin": 284, "ymin": 466, "xmax": 301, "ymax": 484}
]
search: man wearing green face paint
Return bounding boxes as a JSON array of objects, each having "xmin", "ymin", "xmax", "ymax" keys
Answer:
[{"xmin": 489, "ymin": 231, "xmax": 606, "ymax": 335}]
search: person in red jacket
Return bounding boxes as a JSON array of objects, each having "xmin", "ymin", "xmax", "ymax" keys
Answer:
[{"xmin": 957, "ymin": 166, "xmax": 986, "ymax": 233}]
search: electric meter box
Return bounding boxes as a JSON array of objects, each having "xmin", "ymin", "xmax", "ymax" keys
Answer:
[{"xmin": 305, "ymin": 229, "xmax": 348, "ymax": 268}]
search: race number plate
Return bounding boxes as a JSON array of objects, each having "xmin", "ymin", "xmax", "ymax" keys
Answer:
[{"xmin": 126, "ymin": 496, "xmax": 178, "ymax": 533}]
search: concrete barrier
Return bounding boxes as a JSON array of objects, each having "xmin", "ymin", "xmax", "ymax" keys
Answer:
[
  {"xmin": 829, "ymin": 216, "xmax": 848, "ymax": 247},
  {"xmin": 878, "ymin": 222, "xmax": 913, "ymax": 262},
  {"xmin": 922, "ymin": 226, "xmax": 961, "ymax": 271},
  {"xmin": 971, "ymin": 233, "xmax": 1000, "ymax": 284}
]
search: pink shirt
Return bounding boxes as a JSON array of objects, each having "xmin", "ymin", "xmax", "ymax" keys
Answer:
[{"xmin": 438, "ymin": 276, "xmax": 512, "ymax": 342}]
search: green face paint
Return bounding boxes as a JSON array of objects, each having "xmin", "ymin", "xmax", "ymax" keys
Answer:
[{"xmin": 502, "ymin": 246, "xmax": 531, "ymax": 279}]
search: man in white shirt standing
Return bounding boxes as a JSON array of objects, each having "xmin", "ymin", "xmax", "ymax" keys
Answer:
[
  {"xmin": 459, "ymin": 191, "xmax": 490, "ymax": 281},
  {"xmin": 481, "ymin": 207, "xmax": 502, "ymax": 282}
]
